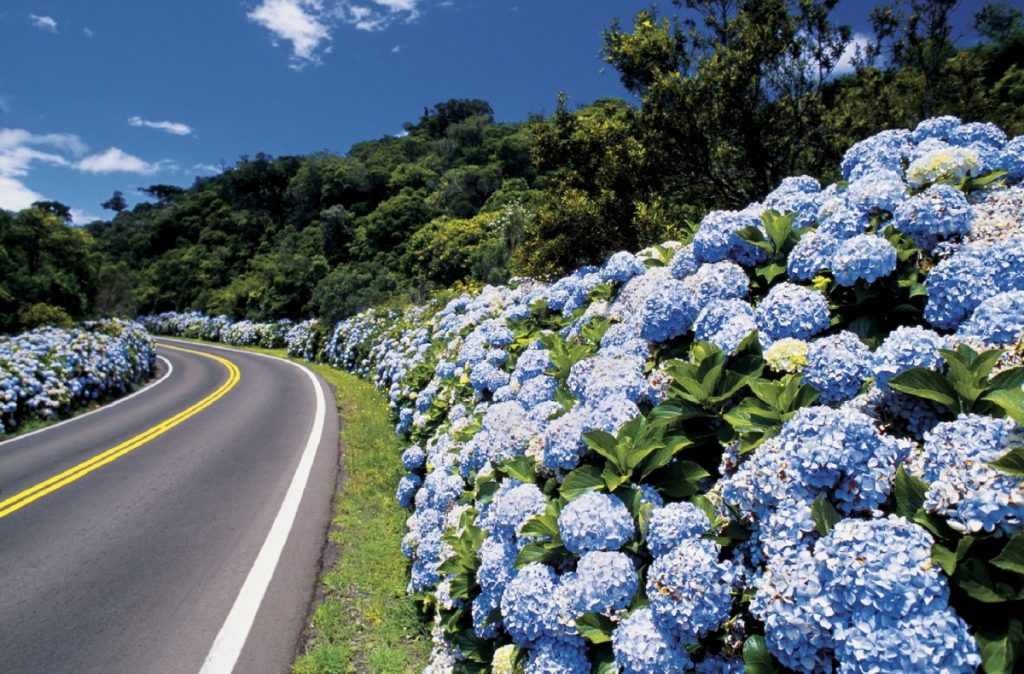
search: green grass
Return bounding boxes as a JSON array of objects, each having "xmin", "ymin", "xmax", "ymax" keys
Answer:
[{"xmin": 164, "ymin": 339, "xmax": 430, "ymax": 673}]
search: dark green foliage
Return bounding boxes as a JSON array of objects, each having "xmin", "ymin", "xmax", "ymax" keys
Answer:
[{"xmin": 0, "ymin": 205, "xmax": 97, "ymax": 333}]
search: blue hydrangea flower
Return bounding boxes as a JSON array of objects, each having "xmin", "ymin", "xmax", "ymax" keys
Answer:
[
  {"xmin": 907, "ymin": 414, "xmax": 1024, "ymax": 534},
  {"xmin": 1001, "ymin": 135, "xmax": 1024, "ymax": 181},
  {"xmin": 692, "ymin": 210, "xmax": 766, "ymax": 265},
  {"xmin": 847, "ymin": 168, "xmax": 907, "ymax": 213},
  {"xmin": 501, "ymin": 563, "xmax": 563, "ymax": 645},
  {"xmin": 721, "ymin": 405, "xmax": 904, "ymax": 516},
  {"xmin": 892, "ymin": 183, "xmax": 973, "ymax": 249},
  {"xmin": 750, "ymin": 547, "xmax": 833, "ymax": 673},
  {"xmin": 601, "ymin": 251, "xmax": 646, "ymax": 283},
  {"xmin": 396, "ymin": 473, "xmax": 422, "ymax": 508},
  {"xmin": 669, "ymin": 244, "xmax": 699, "ymax": 279},
  {"xmin": 693, "ymin": 299, "xmax": 757, "ymax": 353},
  {"xmin": 489, "ymin": 481, "xmax": 548, "ymax": 539},
  {"xmin": 803, "ymin": 331, "xmax": 874, "ymax": 404},
  {"xmin": 950, "ymin": 121, "xmax": 1007, "ymax": 151},
  {"xmin": 571, "ymin": 551, "xmax": 638, "ymax": 614},
  {"xmin": 567, "ymin": 353, "xmax": 647, "ymax": 405},
  {"xmin": 829, "ymin": 234, "xmax": 897, "ymax": 286},
  {"xmin": 842, "ymin": 128, "xmax": 913, "ymax": 180},
  {"xmin": 517, "ymin": 374, "xmax": 558, "ymax": 409},
  {"xmin": 646, "ymin": 502, "xmax": 709, "ymax": 557},
  {"xmin": 473, "ymin": 589, "xmax": 503, "ymax": 638},
  {"xmin": 912, "ymin": 116, "xmax": 962, "ymax": 144},
  {"xmin": 478, "ymin": 535, "xmax": 519, "ymax": 595},
  {"xmin": 647, "ymin": 538, "xmax": 736, "ymax": 642},
  {"xmin": 612, "ymin": 607, "xmax": 693, "ymax": 674},
  {"xmin": 755, "ymin": 283, "xmax": 830, "ymax": 343},
  {"xmin": 872, "ymin": 326, "xmax": 948, "ymax": 388},
  {"xmin": 762, "ymin": 176, "xmax": 823, "ymax": 230},
  {"xmin": 684, "ymin": 261, "xmax": 750, "ymax": 302},
  {"xmin": 815, "ymin": 516, "xmax": 949, "ymax": 617},
  {"xmin": 924, "ymin": 246, "xmax": 1000, "ymax": 329},
  {"xmin": 525, "ymin": 638, "xmax": 590, "ymax": 674},
  {"xmin": 558, "ymin": 491, "xmax": 635, "ymax": 554},
  {"xmin": 957, "ymin": 290, "xmax": 1024, "ymax": 346},
  {"xmin": 402, "ymin": 445, "xmax": 426, "ymax": 470},
  {"xmin": 694, "ymin": 655, "xmax": 745, "ymax": 673},
  {"xmin": 639, "ymin": 280, "xmax": 698, "ymax": 342},
  {"xmin": 470, "ymin": 360, "xmax": 511, "ymax": 393},
  {"xmin": 787, "ymin": 229, "xmax": 838, "ymax": 281},
  {"xmin": 833, "ymin": 608, "xmax": 981, "ymax": 674}
]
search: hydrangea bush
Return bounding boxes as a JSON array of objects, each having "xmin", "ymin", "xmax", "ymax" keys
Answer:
[
  {"xmin": 0, "ymin": 319, "xmax": 156, "ymax": 434},
  {"xmin": 145, "ymin": 117, "xmax": 1024, "ymax": 673}
]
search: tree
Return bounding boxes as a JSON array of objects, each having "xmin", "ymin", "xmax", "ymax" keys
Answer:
[{"xmin": 102, "ymin": 190, "xmax": 127, "ymax": 213}]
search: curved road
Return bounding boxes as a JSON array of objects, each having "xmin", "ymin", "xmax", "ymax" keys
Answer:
[{"xmin": 0, "ymin": 339, "xmax": 339, "ymax": 674}]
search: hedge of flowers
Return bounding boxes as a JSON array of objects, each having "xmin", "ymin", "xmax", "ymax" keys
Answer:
[
  {"xmin": 320, "ymin": 117, "xmax": 1024, "ymax": 674},
  {"xmin": 0, "ymin": 319, "xmax": 156, "ymax": 435},
  {"xmin": 138, "ymin": 311, "xmax": 324, "ymax": 356},
  {"xmin": 139, "ymin": 117, "xmax": 1024, "ymax": 674}
]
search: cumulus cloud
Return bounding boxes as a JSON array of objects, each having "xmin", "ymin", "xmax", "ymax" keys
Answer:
[
  {"xmin": 128, "ymin": 115, "xmax": 194, "ymax": 136},
  {"xmin": 0, "ymin": 129, "xmax": 86, "ymax": 212},
  {"xmin": 834, "ymin": 33, "xmax": 871, "ymax": 77},
  {"xmin": 247, "ymin": 0, "xmax": 331, "ymax": 68},
  {"xmin": 83, "ymin": 27, "xmax": 94, "ymax": 38},
  {"xmin": 75, "ymin": 148, "xmax": 170, "ymax": 174},
  {"xmin": 29, "ymin": 14, "xmax": 58, "ymax": 32}
]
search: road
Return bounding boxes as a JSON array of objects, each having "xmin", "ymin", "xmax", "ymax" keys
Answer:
[{"xmin": 0, "ymin": 339, "xmax": 340, "ymax": 674}]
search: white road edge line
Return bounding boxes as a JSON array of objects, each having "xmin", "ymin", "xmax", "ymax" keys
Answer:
[
  {"xmin": 175, "ymin": 339, "xmax": 329, "ymax": 674},
  {"xmin": 0, "ymin": 355, "xmax": 174, "ymax": 449}
]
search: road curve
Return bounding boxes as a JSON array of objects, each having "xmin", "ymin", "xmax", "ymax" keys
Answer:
[{"xmin": 0, "ymin": 339, "xmax": 339, "ymax": 674}]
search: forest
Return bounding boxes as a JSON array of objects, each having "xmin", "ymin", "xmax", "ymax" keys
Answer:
[{"xmin": 1, "ymin": 0, "xmax": 1022, "ymax": 334}]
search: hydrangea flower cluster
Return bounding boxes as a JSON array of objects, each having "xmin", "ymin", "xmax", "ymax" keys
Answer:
[
  {"xmin": 142, "ymin": 117, "xmax": 1024, "ymax": 674},
  {"xmin": 1, "ymin": 319, "xmax": 156, "ymax": 433}
]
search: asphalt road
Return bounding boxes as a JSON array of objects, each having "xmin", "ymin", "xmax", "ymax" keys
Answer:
[{"xmin": 0, "ymin": 339, "xmax": 339, "ymax": 674}]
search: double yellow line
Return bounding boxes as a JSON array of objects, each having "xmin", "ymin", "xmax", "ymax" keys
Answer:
[{"xmin": 0, "ymin": 345, "xmax": 241, "ymax": 519}]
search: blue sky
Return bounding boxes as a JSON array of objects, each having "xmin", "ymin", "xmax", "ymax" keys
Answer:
[{"xmin": 0, "ymin": 0, "xmax": 993, "ymax": 223}]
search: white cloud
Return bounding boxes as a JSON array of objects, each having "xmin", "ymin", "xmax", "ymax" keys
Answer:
[
  {"xmin": 0, "ymin": 176, "xmax": 44, "ymax": 212},
  {"xmin": 391, "ymin": 44, "xmax": 401, "ymax": 53},
  {"xmin": 83, "ymin": 27, "xmax": 94, "ymax": 38},
  {"xmin": 338, "ymin": 0, "xmax": 422, "ymax": 31},
  {"xmin": 29, "ymin": 14, "xmax": 58, "ymax": 32},
  {"xmin": 835, "ymin": 33, "xmax": 870, "ymax": 77},
  {"xmin": 70, "ymin": 208, "xmax": 100, "ymax": 225},
  {"xmin": 193, "ymin": 163, "xmax": 223, "ymax": 175},
  {"xmin": 128, "ymin": 115, "xmax": 194, "ymax": 136},
  {"xmin": 75, "ymin": 148, "xmax": 169, "ymax": 175},
  {"xmin": 0, "ymin": 128, "xmax": 87, "ymax": 212},
  {"xmin": 248, "ymin": 0, "xmax": 331, "ymax": 68}
]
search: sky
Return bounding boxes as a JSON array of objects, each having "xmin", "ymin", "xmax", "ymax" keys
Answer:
[{"xmin": 0, "ymin": 0, "xmax": 997, "ymax": 223}]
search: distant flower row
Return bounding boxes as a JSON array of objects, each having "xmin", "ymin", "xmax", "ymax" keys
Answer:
[
  {"xmin": 1, "ymin": 319, "xmax": 156, "ymax": 435},
  {"xmin": 143, "ymin": 116, "xmax": 1024, "ymax": 673}
]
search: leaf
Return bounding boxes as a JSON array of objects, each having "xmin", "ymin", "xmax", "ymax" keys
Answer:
[
  {"xmin": 691, "ymin": 494, "xmax": 718, "ymax": 525},
  {"xmin": 962, "ymin": 168, "xmax": 1008, "ymax": 193},
  {"xmin": 992, "ymin": 533, "xmax": 1024, "ymax": 576},
  {"xmin": 742, "ymin": 635, "xmax": 777, "ymax": 674},
  {"xmin": 514, "ymin": 541, "xmax": 567, "ymax": 569},
  {"xmin": 989, "ymin": 367, "xmax": 1024, "ymax": 391},
  {"xmin": 583, "ymin": 430, "xmax": 620, "ymax": 465},
  {"xmin": 646, "ymin": 461, "xmax": 710, "ymax": 499},
  {"xmin": 989, "ymin": 445, "xmax": 1024, "ymax": 477},
  {"xmin": 575, "ymin": 613, "xmax": 616, "ymax": 644},
  {"xmin": 561, "ymin": 465, "xmax": 605, "ymax": 499},
  {"xmin": 811, "ymin": 496, "xmax": 841, "ymax": 536},
  {"xmin": 984, "ymin": 388, "xmax": 1024, "ymax": 426},
  {"xmin": 888, "ymin": 367, "xmax": 959, "ymax": 411},
  {"xmin": 931, "ymin": 543, "xmax": 958, "ymax": 576},
  {"xmin": 520, "ymin": 513, "xmax": 560, "ymax": 539},
  {"xmin": 893, "ymin": 465, "xmax": 928, "ymax": 519},
  {"xmin": 952, "ymin": 559, "xmax": 1010, "ymax": 603},
  {"xmin": 978, "ymin": 620, "xmax": 1022, "ymax": 674},
  {"xmin": 497, "ymin": 456, "xmax": 536, "ymax": 484}
]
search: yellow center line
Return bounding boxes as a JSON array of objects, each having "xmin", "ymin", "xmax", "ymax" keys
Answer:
[{"xmin": 0, "ymin": 345, "xmax": 241, "ymax": 519}]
